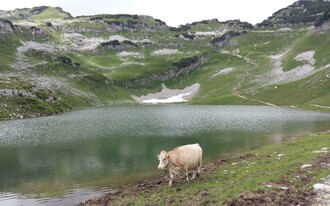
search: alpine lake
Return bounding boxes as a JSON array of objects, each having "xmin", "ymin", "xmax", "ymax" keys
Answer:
[{"xmin": 1, "ymin": 105, "xmax": 330, "ymax": 205}]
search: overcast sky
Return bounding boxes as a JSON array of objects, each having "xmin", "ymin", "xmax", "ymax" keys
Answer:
[{"xmin": 1, "ymin": 0, "xmax": 297, "ymax": 26}]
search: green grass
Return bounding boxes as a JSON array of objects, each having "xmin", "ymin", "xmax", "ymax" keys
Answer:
[
  {"xmin": 0, "ymin": 35, "xmax": 24, "ymax": 70},
  {"xmin": 282, "ymin": 30, "xmax": 330, "ymax": 71},
  {"xmin": 252, "ymin": 68, "xmax": 330, "ymax": 110},
  {"xmin": 108, "ymin": 132, "xmax": 330, "ymax": 205},
  {"xmin": 30, "ymin": 7, "xmax": 70, "ymax": 20}
]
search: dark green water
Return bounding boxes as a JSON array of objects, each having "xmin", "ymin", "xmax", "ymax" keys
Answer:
[{"xmin": 1, "ymin": 105, "xmax": 330, "ymax": 205}]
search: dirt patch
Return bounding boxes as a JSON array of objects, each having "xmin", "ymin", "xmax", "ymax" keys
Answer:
[{"xmin": 226, "ymin": 189, "xmax": 316, "ymax": 206}]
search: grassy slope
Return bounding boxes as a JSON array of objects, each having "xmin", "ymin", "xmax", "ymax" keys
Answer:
[
  {"xmin": 171, "ymin": 28, "xmax": 305, "ymax": 105},
  {"xmin": 187, "ymin": 26, "xmax": 330, "ymax": 110},
  {"xmin": 247, "ymin": 28, "xmax": 330, "ymax": 111},
  {"xmin": 1, "ymin": 14, "xmax": 329, "ymax": 119},
  {"xmin": 0, "ymin": 34, "xmax": 23, "ymax": 70},
  {"xmin": 0, "ymin": 32, "xmax": 135, "ymax": 119},
  {"xmin": 102, "ymin": 132, "xmax": 330, "ymax": 205}
]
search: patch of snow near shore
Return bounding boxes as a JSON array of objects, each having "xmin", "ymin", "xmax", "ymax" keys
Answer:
[
  {"xmin": 132, "ymin": 83, "xmax": 200, "ymax": 104},
  {"xmin": 143, "ymin": 93, "xmax": 190, "ymax": 104},
  {"xmin": 151, "ymin": 49, "xmax": 182, "ymax": 56}
]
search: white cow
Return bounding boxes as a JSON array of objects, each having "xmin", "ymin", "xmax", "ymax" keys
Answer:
[{"xmin": 157, "ymin": 143, "xmax": 202, "ymax": 186}]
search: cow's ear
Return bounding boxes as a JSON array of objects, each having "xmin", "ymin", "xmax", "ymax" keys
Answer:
[
  {"xmin": 157, "ymin": 154, "xmax": 159, "ymax": 159},
  {"xmin": 167, "ymin": 154, "xmax": 170, "ymax": 158}
]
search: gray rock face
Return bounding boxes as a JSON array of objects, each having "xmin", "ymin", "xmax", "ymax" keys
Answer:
[
  {"xmin": 106, "ymin": 21, "xmax": 167, "ymax": 32},
  {"xmin": 0, "ymin": 18, "xmax": 15, "ymax": 35},
  {"xmin": 0, "ymin": 89, "xmax": 36, "ymax": 98},
  {"xmin": 211, "ymin": 31, "xmax": 240, "ymax": 47},
  {"xmin": 61, "ymin": 26, "xmax": 103, "ymax": 33}
]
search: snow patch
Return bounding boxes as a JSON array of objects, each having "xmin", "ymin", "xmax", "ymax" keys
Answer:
[
  {"xmin": 143, "ymin": 93, "xmax": 190, "ymax": 104},
  {"xmin": 132, "ymin": 83, "xmax": 200, "ymax": 104}
]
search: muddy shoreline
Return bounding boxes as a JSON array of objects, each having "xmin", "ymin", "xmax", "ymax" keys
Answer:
[
  {"xmin": 78, "ymin": 158, "xmax": 228, "ymax": 206},
  {"xmin": 78, "ymin": 151, "xmax": 330, "ymax": 206}
]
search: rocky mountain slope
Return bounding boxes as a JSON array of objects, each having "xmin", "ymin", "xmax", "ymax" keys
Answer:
[
  {"xmin": 0, "ymin": 0, "xmax": 329, "ymax": 119},
  {"xmin": 258, "ymin": 0, "xmax": 330, "ymax": 27}
]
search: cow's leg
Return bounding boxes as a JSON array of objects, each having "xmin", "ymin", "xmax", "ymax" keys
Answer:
[
  {"xmin": 169, "ymin": 171, "xmax": 174, "ymax": 186},
  {"xmin": 197, "ymin": 160, "xmax": 202, "ymax": 177},
  {"xmin": 192, "ymin": 170, "xmax": 197, "ymax": 179},
  {"xmin": 185, "ymin": 166, "xmax": 189, "ymax": 182}
]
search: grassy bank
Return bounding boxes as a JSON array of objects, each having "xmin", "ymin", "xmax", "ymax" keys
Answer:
[{"xmin": 80, "ymin": 132, "xmax": 330, "ymax": 205}]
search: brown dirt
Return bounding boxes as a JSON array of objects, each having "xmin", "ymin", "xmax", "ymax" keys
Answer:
[{"xmin": 78, "ymin": 153, "xmax": 329, "ymax": 206}]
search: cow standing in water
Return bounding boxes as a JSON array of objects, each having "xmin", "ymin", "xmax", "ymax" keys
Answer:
[{"xmin": 157, "ymin": 143, "xmax": 203, "ymax": 186}]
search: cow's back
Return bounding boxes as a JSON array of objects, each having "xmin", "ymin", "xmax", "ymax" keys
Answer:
[{"xmin": 169, "ymin": 143, "xmax": 202, "ymax": 169}]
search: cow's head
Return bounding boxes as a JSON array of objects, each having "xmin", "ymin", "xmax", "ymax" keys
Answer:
[{"xmin": 157, "ymin": 150, "xmax": 170, "ymax": 170}]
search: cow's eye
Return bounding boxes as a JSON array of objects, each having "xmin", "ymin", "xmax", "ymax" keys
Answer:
[{"xmin": 163, "ymin": 158, "xmax": 166, "ymax": 161}]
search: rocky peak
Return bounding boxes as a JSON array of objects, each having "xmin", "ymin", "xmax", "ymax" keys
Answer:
[
  {"xmin": 0, "ymin": 6, "xmax": 72, "ymax": 21},
  {"xmin": 257, "ymin": 0, "xmax": 330, "ymax": 27}
]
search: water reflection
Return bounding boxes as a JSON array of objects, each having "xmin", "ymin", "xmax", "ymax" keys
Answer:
[{"xmin": 0, "ymin": 105, "xmax": 330, "ymax": 205}]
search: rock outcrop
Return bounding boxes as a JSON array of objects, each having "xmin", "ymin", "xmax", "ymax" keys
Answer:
[
  {"xmin": 210, "ymin": 31, "xmax": 240, "ymax": 47},
  {"xmin": 257, "ymin": 0, "xmax": 330, "ymax": 27},
  {"xmin": 0, "ymin": 18, "xmax": 15, "ymax": 35}
]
